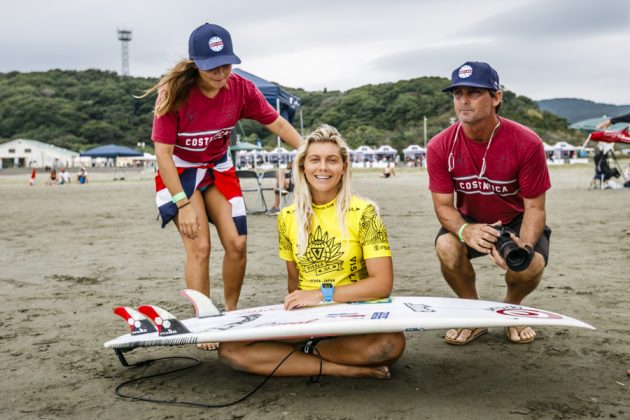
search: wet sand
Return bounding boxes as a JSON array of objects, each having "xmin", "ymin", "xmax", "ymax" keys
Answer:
[{"xmin": 0, "ymin": 164, "xmax": 629, "ymax": 419}]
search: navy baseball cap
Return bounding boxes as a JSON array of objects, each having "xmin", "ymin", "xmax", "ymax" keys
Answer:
[
  {"xmin": 188, "ymin": 23, "xmax": 241, "ymax": 71},
  {"xmin": 442, "ymin": 61, "xmax": 500, "ymax": 92}
]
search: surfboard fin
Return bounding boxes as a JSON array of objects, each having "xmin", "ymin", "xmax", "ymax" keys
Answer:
[
  {"xmin": 180, "ymin": 289, "xmax": 222, "ymax": 318},
  {"xmin": 113, "ymin": 306, "xmax": 158, "ymax": 335},
  {"xmin": 137, "ymin": 305, "xmax": 191, "ymax": 336}
]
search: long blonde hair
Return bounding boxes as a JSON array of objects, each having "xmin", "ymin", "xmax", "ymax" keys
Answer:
[
  {"xmin": 293, "ymin": 125, "xmax": 353, "ymax": 255},
  {"xmin": 137, "ymin": 59, "xmax": 199, "ymax": 117}
]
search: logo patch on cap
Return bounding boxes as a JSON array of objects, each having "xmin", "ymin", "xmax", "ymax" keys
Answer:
[
  {"xmin": 458, "ymin": 65, "xmax": 473, "ymax": 79},
  {"xmin": 209, "ymin": 36, "xmax": 224, "ymax": 52}
]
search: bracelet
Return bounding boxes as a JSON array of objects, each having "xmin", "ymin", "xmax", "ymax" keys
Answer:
[
  {"xmin": 457, "ymin": 223, "xmax": 469, "ymax": 242},
  {"xmin": 177, "ymin": 201, "xmax": 191, "ymax": 210},
  {"xmin": 172, "ymin": 191, "xmax": 187, "ymax": 203}
]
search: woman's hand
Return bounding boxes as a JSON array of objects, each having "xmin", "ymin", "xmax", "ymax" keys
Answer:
[
  {"xmin": 177, "ymin": 202, "xmax": 200, "ymax": 239},
  {"xmin": 596, "ymin": 119, "xmax": 612, "ymax": 130},
  {"xmin": 284, "ymin": 289, "xmax": 323, "ymax": 310}
]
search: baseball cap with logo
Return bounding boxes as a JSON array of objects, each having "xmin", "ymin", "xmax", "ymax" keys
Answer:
[
  {"xmin": 442, "ymin": 61, "xmax": 500, "ymax": 92},
  {"xmin": 188, "ymin": 23, "xmax": 241, "ymax": 71}
]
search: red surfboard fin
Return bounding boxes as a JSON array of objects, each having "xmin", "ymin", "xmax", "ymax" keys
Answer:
[
  {"xmin": 113, "ymin": 306, "xmax": 158, "ymax": 335},
  {"xmin": 137, "ymin": 305, "xmax": 190, "ymax": 336}
]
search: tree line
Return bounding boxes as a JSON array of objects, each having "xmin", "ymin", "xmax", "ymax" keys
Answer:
[{"xmin": 0, "ymin": 69, "xmax": 581, "ymax": 153}]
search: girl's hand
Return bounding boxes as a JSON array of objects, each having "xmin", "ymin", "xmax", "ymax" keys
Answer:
[
  {"xmin": 178, "ymin": 203, "xmax": 200, "ymax": 239},
  {"xmin": 284, "ymin": 289, "xmax": 323, "ymax": 310}
]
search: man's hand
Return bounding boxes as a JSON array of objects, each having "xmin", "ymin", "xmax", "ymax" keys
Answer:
[{"xmin": 461, "ymin": 222, "xmax": 500, "ymax": 254}]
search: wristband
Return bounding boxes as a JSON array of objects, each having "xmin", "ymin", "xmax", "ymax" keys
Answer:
[
  {"xmin": 525, "ymin": 245, "xmax": 535, "ymax": 257},
  {"xmin": 177, "ymin": 201, "xmax": 191, "ymax": 210},
  {"xmin": 172, "ymin": 191, "xmax": 187, "ymax": 204},
  {"xmin": 457, "ymin": 223, "xmax": 469, "ymax": 242}
]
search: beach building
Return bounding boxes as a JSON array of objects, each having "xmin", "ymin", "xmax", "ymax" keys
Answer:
[{"xmin": 0, "ymin": 138, "xmax": 79, "ymax": 169}]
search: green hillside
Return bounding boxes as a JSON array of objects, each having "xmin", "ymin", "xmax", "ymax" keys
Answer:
[
  {"xmin": 0, "ymin": 70, "xmax": 156, "ymax": 152},
  {"xmin": 0, "ymin": 69, "xmax": 582, "ymax": 153}
]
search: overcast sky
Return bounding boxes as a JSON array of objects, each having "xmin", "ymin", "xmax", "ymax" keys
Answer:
[{"xmin": 1, "ymin": 0, "xmax": 629, "ymax": 104}]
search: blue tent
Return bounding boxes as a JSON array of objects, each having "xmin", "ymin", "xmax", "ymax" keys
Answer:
[
  {"xmin": 80, "ymin": 144, "xmax": 143, "ymax": 158},
  {"xmin": 233, "ymin": 68, "xmax": 301, "ymax": 125}
]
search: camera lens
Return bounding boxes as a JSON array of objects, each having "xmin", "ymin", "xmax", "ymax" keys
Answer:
[{"xmin": 496, "ymin": 236, "xmax": 532, "ymax": 272}]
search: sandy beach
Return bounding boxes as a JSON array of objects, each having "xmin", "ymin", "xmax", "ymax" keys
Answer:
[{"xmin": 1, "ymin": 164, "xmax": 629, "ymax": 419}]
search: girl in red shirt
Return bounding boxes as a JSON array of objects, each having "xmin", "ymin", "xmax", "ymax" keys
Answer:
[{"xmin": 142, "ymin": 24, "xmax": 302, "ymax": 342}]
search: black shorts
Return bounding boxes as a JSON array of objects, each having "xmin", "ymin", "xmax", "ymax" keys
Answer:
[{"xmin": 435, "ymin": 214, "xmax": 552, "ymax": 265}]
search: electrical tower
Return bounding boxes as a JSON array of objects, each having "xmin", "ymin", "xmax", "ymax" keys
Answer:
[{"xmin": 117, "ymin": 29, "xmax": 132, "ymax": 76}]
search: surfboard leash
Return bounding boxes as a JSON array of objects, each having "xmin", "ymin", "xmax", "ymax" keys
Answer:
[{"xmin": 112, "ymin": 346, "xmax": 322, "ymax": 408}]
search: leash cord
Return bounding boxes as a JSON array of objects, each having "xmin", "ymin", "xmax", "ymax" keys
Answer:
[{"xmin": 113, "ymin": 348, "xmax": 302, "ymax": 408}]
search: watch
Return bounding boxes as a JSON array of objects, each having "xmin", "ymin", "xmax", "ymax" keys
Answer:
[{"xmin": 321, "ymin": 283, "xmax": 334, "ymax": 303}]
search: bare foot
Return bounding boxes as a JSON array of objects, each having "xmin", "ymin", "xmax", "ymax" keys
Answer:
[
  {"xmin": 197, "ymin": 342, "xmax": 220, "ymax": 351},
  {"xmin": 505, "ymin": 326, "xmax": 536, "ymax": 344},
  {"xmin": 372, "ymin": 366, "xmax": 391, "ymax": 379},
  {"xmin": 337, "ymin": 365, "xmax": 391, "ymax": 379}
]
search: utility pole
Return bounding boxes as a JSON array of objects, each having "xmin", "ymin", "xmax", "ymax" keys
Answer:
[
  {"xmin": 423, "ymin": 116, "xmax": 428, "ymax": 148},
  {"xmin": 117, "ymin": 29, "xmax": 132, "ymax": 76}
]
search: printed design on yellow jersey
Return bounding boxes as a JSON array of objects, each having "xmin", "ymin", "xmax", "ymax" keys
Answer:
[
  {"xmin": 278, "ymin": 212, "xmax": 292, "ymax": 253},
  {"xmin": 359, "ymin": 205, "xmax": 389, "ymax": 248},
  {"xmin": 298, "ymin": 226, "xmax": 344, "ymax": 275}
]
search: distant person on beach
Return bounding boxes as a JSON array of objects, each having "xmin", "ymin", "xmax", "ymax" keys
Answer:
[
  {"xmin": 141, "ymin": 23, "xmax": 302, "ymax": 346},
  {"xmin": 45, "ymin": 169, "xmax": 57, "ymax": 186},
  {"xmin": 59, "ymin": 168, "xmax": 70, "ymax": 185},
  {"xmin": 267, "ymin": 161, "xmax": 294, "ymax": 215},
  {"xmin": 596, "ymin": 112, "xmax": 630, "ymax": 130},
  {"xmin": 380, "ymin": 161, "xmax": 396, "ymax": 178},
  {"xmin": 426, "ymin": 61, "xmax": 552, "ymax": 345},
  {"xmin": 219, "ymin": 125, "xmax": 405, "ymax": 378},
  {"xmin": 77, "ymin": 167, "xmax": 88, "ymax": 184},
  {"xmin": 29, "ymin": 168, "xmax": 36, "ymax": 186}
]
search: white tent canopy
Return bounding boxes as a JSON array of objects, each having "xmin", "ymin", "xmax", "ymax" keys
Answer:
[
  {"xmin": 376, "ymin": 145, "xmax": 397, "ymax": 153},
  {"xmin": 267, "ymin": 146, "xmax": 291, "ymax": 164},
  {"xmin": 552, "ymin": 141, "xmax": 576, "ymax": 151},
  {"xmin": 403, "ymin": 144, "xmax": 426, "ymax": 156},
  {"xmin": 352, "ymin": 145, "xmax": 376, "ymax": 161},
  {"xmin": 354, "ymin": 145, "xmax": 375, "ymax": 154},
  {"xmin": 542, "ymin": 142, "xmax": 554, "ymax": 152},
  {"xmin": 375, "ymin": 145, "xmax": 398, "ymax": 156}
]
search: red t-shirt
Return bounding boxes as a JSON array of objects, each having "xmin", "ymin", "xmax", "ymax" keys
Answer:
[
  {"xmin": 427, "ymin": 117, "xmax": 551, "ymax": 224},
  {"xmin": 151, "ymin": 73, "xmax": 278, "ymax": 164}
]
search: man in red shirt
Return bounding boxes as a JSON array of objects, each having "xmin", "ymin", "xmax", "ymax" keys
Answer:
[{"xmin": 427, "ymin": 61, "xmax": 552, "ymax": 345}]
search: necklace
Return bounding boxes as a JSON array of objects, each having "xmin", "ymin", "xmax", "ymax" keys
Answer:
[{"xmin": 447, "ymin": 119, "xmax": 501, "ymax": 178}]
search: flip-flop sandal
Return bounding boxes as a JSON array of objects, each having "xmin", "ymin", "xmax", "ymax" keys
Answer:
[
  {"xmin": 444, "ymin": 328, "xmax": 488, "ymax": 345},
  {"xmin": 505, "ymin": 326, "xmax": 535, "ymax": 344}
]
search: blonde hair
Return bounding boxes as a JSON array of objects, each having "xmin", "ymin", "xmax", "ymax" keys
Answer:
[
  {"xmin": 137, "ymin": 59, "xmax": 199, "ymax": 117},
  {"xmin": 292, "ymin": 125, "xmax": 354, "ymax": 255}
]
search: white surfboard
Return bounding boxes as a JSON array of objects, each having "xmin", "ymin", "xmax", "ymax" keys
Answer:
[{"xmin": 104, "ymin": 289, "xmax": 594, "ymax": 350}]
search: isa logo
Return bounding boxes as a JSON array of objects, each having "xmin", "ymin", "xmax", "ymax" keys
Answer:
[{"xmin": 371, "ymin": 312, "xmax": 390, "ymax": 320}]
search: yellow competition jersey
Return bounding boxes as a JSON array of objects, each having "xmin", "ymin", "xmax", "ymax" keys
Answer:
[{"xmin": 277, "ymin": 195, "xmax": 391, "ymax": 290}]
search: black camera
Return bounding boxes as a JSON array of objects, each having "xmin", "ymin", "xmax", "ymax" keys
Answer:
[{"xmin": 491, "ymin": 226, "xmax": 533, "ymax": 272}]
